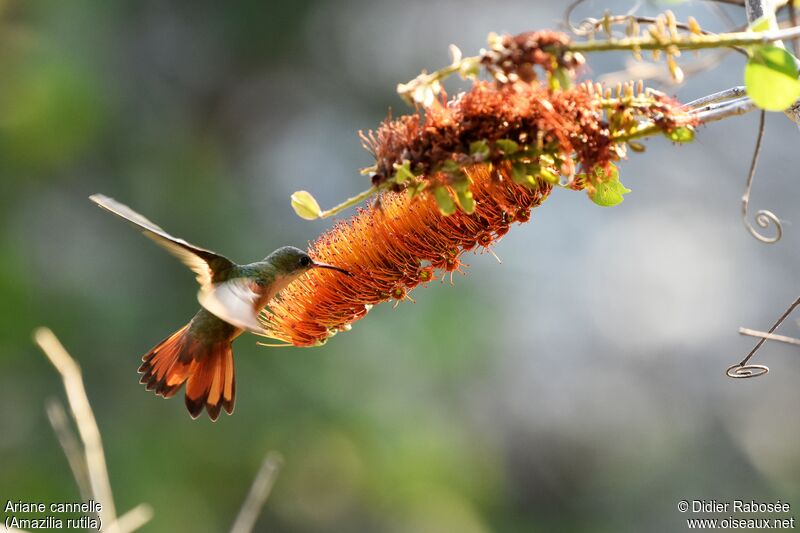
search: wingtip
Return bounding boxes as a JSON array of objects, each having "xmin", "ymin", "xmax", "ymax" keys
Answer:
[{"xmin": 89, "ymin": 193, "xmax": 109, "ymax": 206}]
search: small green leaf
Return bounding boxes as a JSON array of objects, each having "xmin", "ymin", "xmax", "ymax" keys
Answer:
[
  {"xmin": 406, "ymin": 181, "xmax": 427, "ymax": 199},
  {"xmin": 749, "ymin": 15, "xmax": 771, "ymax": 33},
  {"xmin": 539, "ymin": 167, "xmax": 559, "ymax": 184},
  {"xmin": 495, "ymin": 139, "xmax": 519, "ymax": 155},
  {"xmin": 392, "ymin": 160, "xmax": 414, "ymax": 184},
  {"xmin": 439, "ymin": 159, "xmax": 461, "ymax": 175},
  {"xmin": 469, "ymin": 140, "xmax": 490, "ymax": 160},
  {"xmin": 589, "ymin": 174, "xmax": 631, "ymax": 207},
  {"xmin": 665, "ymin": 126, "xmax": 695, "ymax": 143},
  {"xmin": 745, "ymin": 45, "xmax": 800, "ymax": 111},
  {"xmin": 510, "ymin": 162, "xmax": 536, "ymax": 186},
  {"xmin": 551, "ymin": 68, "xmax": 572, "ymax": 91},
  {"xmin": 510, "ymin": 162, "xmax": 526, "ymax": 183},
  {"xmin": 455, "ymin": 188, "xmax": 475, "ymax": 214},
  {"xmin": 291, "ymin": 191, "xmax": 322, "ymax": 220},
  {"xmin": 433, "ymin": 186, "xmax": 456, "ymax": 215},
  {"xmin": 511, "ymin": 161, "xmax": 543, "ymax": 187},
  {"xmin": 459, "ymin": 60, "xmax": 481, "ymax": 80},
  {"xmin": 451, "ymin": 177, "xmax": 470, "ymax": 193}
]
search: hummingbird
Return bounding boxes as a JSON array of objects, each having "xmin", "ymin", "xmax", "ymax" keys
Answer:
[{"xmin": 89, "ymin": 194, "xmax": 350, "ymax": 420}]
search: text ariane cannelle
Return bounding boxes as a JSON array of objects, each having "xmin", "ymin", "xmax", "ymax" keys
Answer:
[{"xmin": 4, "ymin": 499, "xmax": 103, "ymax": 530}]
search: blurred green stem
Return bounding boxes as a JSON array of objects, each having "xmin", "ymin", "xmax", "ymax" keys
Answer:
[{"xmin": 319, "ymin": 185, "xmax": 378, "ymax": 219}]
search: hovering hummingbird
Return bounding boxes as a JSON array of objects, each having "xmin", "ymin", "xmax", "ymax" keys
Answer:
[{"xmin": 89, "ymin": 194, "xmax": 350, "ymax": 421}]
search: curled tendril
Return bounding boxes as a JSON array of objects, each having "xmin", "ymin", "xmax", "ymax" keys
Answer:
[
  {"xmin": 745, "ymin": 209, "xmax": 782, "ymax": 243},
  {"xmin": 727, "ymin": 296, "xmax": 800, "ymax": 380},
  {"xmin": 726, "ymin": 363, "xmax": 769, "ymax": 378},
  {"xmin": 741, "ymin": 110, "xmax": 782, "ymax": 244}
]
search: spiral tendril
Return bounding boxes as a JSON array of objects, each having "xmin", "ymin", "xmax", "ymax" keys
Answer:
[
  {"xmin": 727, "ymin": 296, "xmax": 800, "ymax": 380},
  {"xmin": 744, "ymin": 209, "xmax": 782, "ymax": 244},
  {"xmin": 726, "ymin": 363, "xmax": 769, "ymax": 379},
  {"xmin": 741, "ymin": 111, "xmax": 782, "ymax": 244}
]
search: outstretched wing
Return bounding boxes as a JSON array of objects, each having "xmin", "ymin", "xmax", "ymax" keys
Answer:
[
  {"xmin": 91, "ymin": 194, "xmax": 274, "ymax": 336},
  {"xmin": 90, "ymin": 194, "xmax": 235, "ymax": 286},
  {"xmin": 198, "ymin": 278, "xmax": 271, "ymax": 335}
]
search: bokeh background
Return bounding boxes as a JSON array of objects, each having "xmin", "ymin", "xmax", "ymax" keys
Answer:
[{"xmin": 2, "ymin": 1, "xmax": 800, "ymax": 531}]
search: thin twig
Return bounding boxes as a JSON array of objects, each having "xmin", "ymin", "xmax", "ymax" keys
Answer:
[
  {"xmin": 686, "ymin": 86, "xmax": 747, "ymax": 108},
  {"xmin": 705, "ymin": 0, "xmax": 745, "ymax": 6},
  {"xmin": 33, "ymin": 328, "xmax": 119, "ymax": 533},
  {"xmin": 45, "ymin": 399, "xmax": 92, "ymax": 502},
  {"xmin": 563, "ymin": 3, "xmax": 750, "ymax": 56},
  {"xmin": 739, "ymin": 327, "xmax": 800, "ymax": 346},
  {"xmin": 693, "ymin": 96, "xmax": 752, "ymax": 115},
  {"xmin": 319, "ymin": 185, "xmax": 379, "ymax": 219},
  {"xmin": 693, "ymin": 97, "xmax": 758, "ymax": 123},
  {"xmin": 115, "ymin": 504, "xmax": 155, "ymax": 533},
  {"xmin": 230, "ymin": 452, "xmax": 283, "ymax": 533},
  {"xmin": 734, "ymin": 296, "xmax": 800, "ymax": 368},
  {"xmin": 741, "ymin": 110, "xmax": 782, "ymax": 243},
  {"xmin": 34, "ymin": 328, "xmax": 153, "ymax": 533},
  {"xmin": 564, "ymin": 25, "xmax": 800, "ymax": 53}
]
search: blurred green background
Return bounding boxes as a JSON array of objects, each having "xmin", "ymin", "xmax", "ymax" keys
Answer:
[{"xmin": 2, "ymin": 1, "xmax": 800, "ymax": 531}]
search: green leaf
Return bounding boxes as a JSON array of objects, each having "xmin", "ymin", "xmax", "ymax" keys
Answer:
[
  {"xmin": 589, "ymin": 166, "xmax": 630, "ymax": 207},
  {"xmin": 510, "ymin": 162, "xmax": 527, "ymax": 183},
  {"xmin": 745, "ymin": 45, "xmax": 800, "ymax": 111},
  {"xmin": 459, "ymin": 58, "xmax": 481, "ymax": 80},
  {"xmin": 510, "ymin": 162, "xmax": 536, "ymax": 186},
  {"xmin": 539, "ymin": 167, "xmax": 559, "ymax": 184},
  {"xmin": 469, "ymin": 140, "xmax": 490, "ymax": 160},
  {"xmin": 551, "ymin": 68, "xmax": 572, "ymax": 91},
  {"xmin": 665, "ymin": 126, "xmax": 695, "ymax": 143},
  {"xmin": 495, "ymin": 139, "xmax": 519, "ymax": 155},
  {"xmin": 451, "ymin": 177, "xmax": 470, "ymax": 193},
  {"xmin": 392, "ymin": 160, "xmax": 414, "ymax": 184},
  {"xmin": 406, "ymin": 181, "xmax": 427, "ymax": 199},
  {"xmin": 291, "ymin": 191, "xmax": 322, "ymax": 220},
  {"xmin": 455, "ymin": 188, "xmax": 475, "ymax": 214},
  {"xmin": 749, "ymin": 15, "xmax": 771, "ymax": 33},
  {"xmin": 433, "ymin": 186, "xmax": 457, "ymax": 215},
  {"xmin": 439, "ymin": 159, "xmax": 461, "ymax": 175}
]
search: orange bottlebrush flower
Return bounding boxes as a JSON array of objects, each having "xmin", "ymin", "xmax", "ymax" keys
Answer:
[
  {"xmin": 271, "ymin": 55, "xmax": 698, "ymax": 345},
  {"xmin": 261, "ymin": 164, "xmax": 550, "ymax": 346}
]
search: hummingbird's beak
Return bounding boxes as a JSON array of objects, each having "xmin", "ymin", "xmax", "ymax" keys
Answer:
[{"xmin": 312, "ymin": 261, "xmax": 352, "ymax": 276}]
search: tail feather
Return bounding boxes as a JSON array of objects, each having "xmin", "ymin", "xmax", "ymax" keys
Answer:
[{"xmin": 139, "ymin": 325, "xmax": 235, "ymax": 420}]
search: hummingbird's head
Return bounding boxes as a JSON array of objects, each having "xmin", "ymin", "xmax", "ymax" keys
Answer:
[{"xmin": 265, "ymin": 246, "xmax": 351, "ymax": 277}]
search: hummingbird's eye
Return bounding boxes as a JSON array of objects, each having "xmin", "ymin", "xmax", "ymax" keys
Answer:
[{"xmin": 299, "ymin": 255, "xmax": 312, "ymax": 267}]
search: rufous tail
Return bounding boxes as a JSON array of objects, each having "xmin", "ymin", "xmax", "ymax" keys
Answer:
[{"xmin": 138, "ymin": 325, "xmax": 236, "ymax": 420}]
